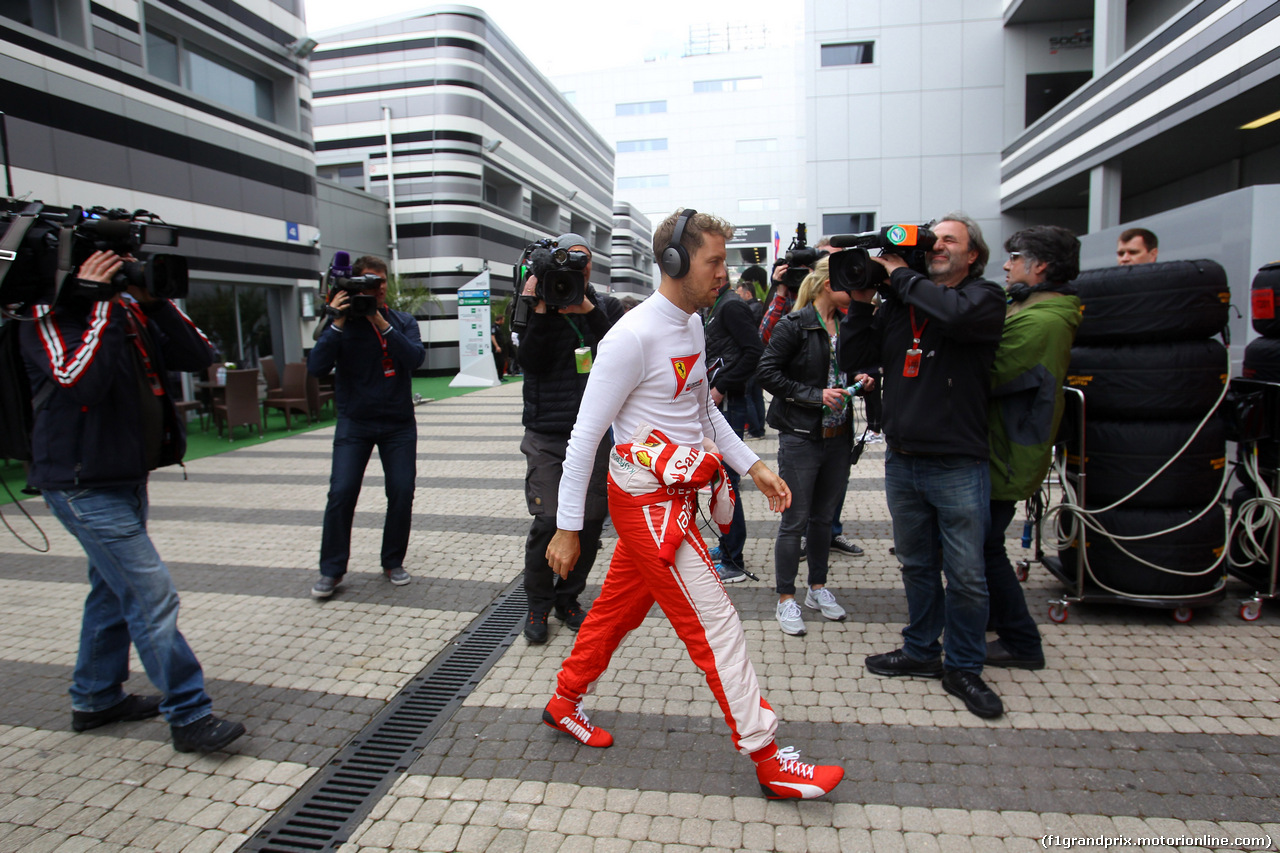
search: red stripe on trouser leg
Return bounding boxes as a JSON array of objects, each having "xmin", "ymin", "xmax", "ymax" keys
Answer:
[{"xmin": 556, "ymin": 486, "xmax": 777, "ymax": 755}]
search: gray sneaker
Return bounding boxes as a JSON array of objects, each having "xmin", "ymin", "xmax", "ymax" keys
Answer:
[
  {"xmin": 776, "ymin": 598, "xmax": 806, "ymax": 636},
  {"xmin": 804, "ymin": 587, "xmax": 847, "ymax": 621},
  {"xmin": 311, "ymin": 575, "xmax": 340, "ymax": 599},
  {"xmin": 716, "ymin": 563, "xmax": 747, "ymax": 584},
  {"xmin": 385, "ymin": 567, "xmax": 411, "ymax": 586}
]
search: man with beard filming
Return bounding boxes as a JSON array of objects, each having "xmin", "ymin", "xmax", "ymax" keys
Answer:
[
  {"xmin": 309, "ymin": 254, "xmax": 425, "ymax": 599},
  {"xmin": 515, "ymin": 234, "xmax": 623, "ymax": 643},
  {"xmin": 19, "ymin": 249, "xmax": 246, "ymax": 753},
  {"xmin": 838, "ymin": 213, "xmax": 1007, "ymax": 718}
]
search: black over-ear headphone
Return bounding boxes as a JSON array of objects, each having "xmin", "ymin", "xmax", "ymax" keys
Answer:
[{"xmin": 660, "ymin": 208, "xmax": 697, "ymax": 279}]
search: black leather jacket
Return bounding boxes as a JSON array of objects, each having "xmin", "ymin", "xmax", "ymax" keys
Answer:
[{"xmin": 758, "ymin": 305, "xmax": 857, "ymax": 440}]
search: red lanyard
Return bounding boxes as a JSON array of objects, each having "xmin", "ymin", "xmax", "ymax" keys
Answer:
[
  {"xmin": 904, "ymin": 306, "xmax": 928, "ymax": 378},
  {"xmin": 121, "ymin": 301, "xmax": 165, "ymax": 396},
  {"xmin": 372, "ymin": 312, "xmax": 396, "ymax": 378}
]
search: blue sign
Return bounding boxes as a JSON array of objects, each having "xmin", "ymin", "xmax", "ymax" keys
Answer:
[{"xmin": 286, "ymin": 222, "xmax": 300, "ymax": 241}]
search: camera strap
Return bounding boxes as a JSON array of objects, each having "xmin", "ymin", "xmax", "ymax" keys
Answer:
[
  {"xmin": 561, "ymin": 313, "xmax": 585, "ymax": 347},
  {"xmin": 121, "ymin": 301, "xmax": 165, "ymax": 397},
  {"xmin": 0, "ymin": 208, "xmax": 39, "ymax": 285},
  {"xmin": 372, "ymin": 315, "xmax": 395, "ymax": 378}
]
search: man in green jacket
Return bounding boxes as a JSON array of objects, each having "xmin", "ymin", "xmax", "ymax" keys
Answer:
[{"xmin": 985, "ymin": 226, "xmax": 1082, "ymax": 670}]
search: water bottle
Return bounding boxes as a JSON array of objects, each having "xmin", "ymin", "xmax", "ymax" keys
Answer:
[{"xmin": 216, "ymin": 366, "xmax": 226, "ymax": 385}]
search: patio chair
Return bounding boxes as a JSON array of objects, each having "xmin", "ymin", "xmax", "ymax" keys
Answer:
[
  {"xmin": 262, "ymin": 362, "xmax": 310, "ymax": 430},
  {"xmin": 260, "ymin": 355, "xmax": 284, "ymax": 400},
  {"xmin": 307, "ymin": 372, "xmax": 335, "ymax": 420},
  {"xmin": 212, "ymin": 369, "xmax": 262, "ymax": 441}
]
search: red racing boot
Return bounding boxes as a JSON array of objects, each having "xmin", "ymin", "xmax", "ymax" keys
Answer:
[
  {"xmin": 752, "ymin": 742, "xmax": 845, "ymax": 799},
  {"xmin": 542, "ymin": 694, "xmax": 614, "ymax": 748}
]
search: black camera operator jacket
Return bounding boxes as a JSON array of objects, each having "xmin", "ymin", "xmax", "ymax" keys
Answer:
[
  {"xmin": 309, "ymin": 307, "xmax": 425, "ymax": 424},
  {"xmin": 758, "ymin": 304, "xmax": 860, "ymax": 441},
  {"xmin": 518, "ymin": 288, "xmax": 624, "ymax": 435},
  {"xmin": 704, "ymin": 284, "xmax": 763, "ymax": 397},
  {"xmin": 839, "ymin": 268, "xmax": 1005, "ymax": 459},
  {"xmin": 20, "ymin": 299, "xmax": 215, "ymax": 490}
]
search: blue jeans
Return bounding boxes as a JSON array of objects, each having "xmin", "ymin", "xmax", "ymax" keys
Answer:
[
  {"xmin": 320, "ymin": 417, "xmax": 417, "ymax": 578},
  {"xmin": 775, "ymin": 432, "xmax": 851, "ymax": 594},
  {"xmin": 727, "ymin": 381, "xmax": 766, "ymax": 438},
  {"xmin": 713, "ymin": 415, "xmax": 747, "ymax": 570},
  {"xmin": 883, "ymin": 450, "xmax": 991, "ymax": 672},
  {"xmin": 44, "ymin": 485, "xmax": 212, "ymax": 726},
  {"xmin": 985, "ymin": 500, "xmax": 1043, "ymax": 659}
]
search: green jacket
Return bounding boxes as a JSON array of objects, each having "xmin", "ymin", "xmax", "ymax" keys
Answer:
[{"xmin": 988, "ymin": 291, "xmax": 1082, "ymax": 501}]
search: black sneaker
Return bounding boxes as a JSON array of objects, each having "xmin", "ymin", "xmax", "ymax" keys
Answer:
[
  {"xmin": 171, "ymin": 714, "xmax": 246, "ymax": 753},
  {"xmin": 311, "ymin": 575, "xmax": 340, "ymax": 599},
  {"xmin": 554, "ymin": 603, "xmax": 587, "ymax": 632},
  {"xmin": 865, "ymin": 648, "xmax": 944, "ymax": 678},
  {"xmin": 72, "ymin": 694, "xmax": 162, "ymax": 732},
  {"xmin": 830, "ymin": 535, "xmax": 864, "ymax": 556},
  {"xmin": 942, "ymin": 670, "xmax": 1004, "ymax": 718},
  {"xmin": 525, "ymin": 611, "xmax": 549, "ymax": 643},
  {"xmin": 984, "ymin": 639, "xmax": 1045, "ymax": 670}
]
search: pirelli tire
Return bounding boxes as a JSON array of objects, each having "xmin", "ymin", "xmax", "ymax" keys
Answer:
[
  {"xmin": 1063, "ymin": 504, "xmax": 1226, "ymax": 597},
  {"xmin": 1250, "ymin": 262, "xmax": 1280, "ymax": 338},
  {"xmin": 1067, "ymin": 339, "xmax": 1228, "ymax": 421},
  {"xmin": 1074, "ymin": 259, "xmax": 1230, "ymax": 345},
  {"xmin": 1084, "ymin": 418, "xmax": 1226, "ymax": 509},
  {"xmin": 1242, "ymin": 335, "xmax": 1280, "ymax": 382}
]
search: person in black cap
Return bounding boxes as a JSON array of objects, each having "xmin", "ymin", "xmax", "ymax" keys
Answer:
[{"xmin": 518, "ymin": 233, "xmax": 624, "ymax": 643}]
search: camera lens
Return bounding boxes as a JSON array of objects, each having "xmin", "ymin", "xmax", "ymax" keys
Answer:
[{"xmin": 552, "ymin": 248, "xmax": 569, "ymax": 265}]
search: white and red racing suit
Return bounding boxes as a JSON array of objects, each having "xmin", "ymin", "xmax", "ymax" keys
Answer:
[{"xmin": 553, "ymin": 292, "xmax": 778, "ymax": 755}]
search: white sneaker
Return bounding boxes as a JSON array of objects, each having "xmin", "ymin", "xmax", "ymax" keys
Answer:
[
  {"xmin": 804, "ymin": 587, "xmax": 847, "ymax": 621},
  {"xmin": 776, "ymin": 598, "xmax": 806, "ymax": 635},
  {"xmin": 865, "ymin": 432, "xmax": 884, "ymax": 444}
]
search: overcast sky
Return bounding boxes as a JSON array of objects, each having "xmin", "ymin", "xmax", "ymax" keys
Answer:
[{"xmin": 303, "ymin": 0, "xmax": 802, "ymax": 77}]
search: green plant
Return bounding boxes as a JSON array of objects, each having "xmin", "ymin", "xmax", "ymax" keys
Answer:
[{"xmin": 386, "ymin": 273, "xmax": 441, "ymax": 319}]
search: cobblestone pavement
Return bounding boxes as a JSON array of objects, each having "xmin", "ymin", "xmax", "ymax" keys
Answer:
[{"xmin": 1, "ymin": 382, "xmax": 1278, "ymax": 852}]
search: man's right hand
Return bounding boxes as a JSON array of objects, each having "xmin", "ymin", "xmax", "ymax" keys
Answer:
[
  {"xmin": 329, "ymin": 290, "xmax": 349, "ymax": 329},
  {"xmin": 77, "ymin": 250, "xmax": 123, "ymax": 285},
  {"xmin": 546, "ymin": 529, "xmax": 581, "ymax": 579}
]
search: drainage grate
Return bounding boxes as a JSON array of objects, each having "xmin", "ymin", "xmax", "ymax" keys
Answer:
[{"xmin": 240, "ymin": 580, "xmax": 528, "ymax": 852}]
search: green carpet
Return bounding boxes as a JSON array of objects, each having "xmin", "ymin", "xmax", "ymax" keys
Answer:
[{"xmin": 0, "ymin": 374, "xmax": 520, "ymax": 506}]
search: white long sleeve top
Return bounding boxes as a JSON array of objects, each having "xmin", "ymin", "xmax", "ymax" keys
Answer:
[{"xmin": 556, "ymin": 292, "xmax": 761, "ymax": 530}]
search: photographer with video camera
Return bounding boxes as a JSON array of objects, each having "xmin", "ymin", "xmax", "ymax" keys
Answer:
[
  {"xmin": 17, "ymin": 243, "xmax": 247, "ymax": 753},
  {"xmin": 514, "ymin": 233, "xmax": 623, "ymax": 643},
  {"xmin": 308, "ymin": 254, "xmax": 425, "ymax": 599},
  {"xmin": 837, "ymin": 213, "xmax": 1007, "ymax": 719}
]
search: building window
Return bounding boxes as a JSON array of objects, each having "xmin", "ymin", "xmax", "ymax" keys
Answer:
[
  {"xmin": 739, "ymin": 198, "xmax": 779, "ymax": 212},
  {"xmin": 693, "ymin": 77, "xmax": 763, "ymax": 93},
  {"xmin": 1025, "ymin": 71, "xmax": 1092, "ymax": 127},
  {"xmin": 616, "ymin": 100, "xmax": 667, "ymax": 116},
  {"xmin": 482, "ymin": 168, "xmax": 521, "ymax": 213},
  {"xmin": 144, "ymin": 23, "xmax": 276, "ymax": 122},
  {"xmin": 617, "ymin": 138, "xmax": 668, "ymax": 153},
  {"xmin": 822, "ymin": 212, "xmax": 875, "ymax": 236},
  {"xmin": 617, "ymin": 175, "xmax": 669, "ymax": 190},
  {"xmin": 318, "ymin": 163, "xmax": 364, "ymax": 190},
  {"xmin": 561, "ymin": 91, "xmax": 576, "ymax": 104},
  {"xmin": 735, "ymin": 138, "xmax": 778, "ymax": 154},
  {"xmin": 821, "ymin": 41, "xmax": 875, "ymax": 67},
  {"xmin": 0, "ymin": 0, "xmax": 56, "ymax": 34}
]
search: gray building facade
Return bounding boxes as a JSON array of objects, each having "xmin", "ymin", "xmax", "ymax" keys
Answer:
[
  {"xmin": 310, "ymin": 6, "xmax": 615, "ymax": 371},
  {"xmin": 0, "ymin": 0, "xmax": 318, "ymax": 365},
  {"xmin": 609, "ymin": 203, "xmax": 654, "ymax": 299}
]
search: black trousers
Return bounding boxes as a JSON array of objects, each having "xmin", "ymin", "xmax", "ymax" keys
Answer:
[{"xmin": 525, "ymin": 514, "xmax": 606, "ymax": 614}]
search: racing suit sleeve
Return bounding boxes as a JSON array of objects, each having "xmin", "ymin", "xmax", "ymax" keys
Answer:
[{"xmin": 556, "ymin": 325, "xmax": 645, "ymax": 531}]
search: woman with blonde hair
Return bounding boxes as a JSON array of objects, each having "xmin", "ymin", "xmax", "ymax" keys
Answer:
[{"xmin": 758, "ymin": 258, "xmax": 873, "ymax": 635}]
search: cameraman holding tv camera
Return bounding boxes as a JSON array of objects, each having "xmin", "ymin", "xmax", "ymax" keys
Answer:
[
  {"xmin": 513, "ymin": 233, "xmax": 623, "ymax": 643},
  {"xmin": 308, "ymin": 254, "xmax": 425, "ymax": 599},
  {"xmin": 6, "ymin": 205, "xmax": 245, "ymax": 753},
  {"xmin": 836, "ymin": 214, "xmax": 1007, "ymax": 719}
]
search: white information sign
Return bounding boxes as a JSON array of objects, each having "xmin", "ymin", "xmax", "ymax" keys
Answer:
[{"xmin": 449, "ymin": 270, "xmax": 501, "ymax": 388}]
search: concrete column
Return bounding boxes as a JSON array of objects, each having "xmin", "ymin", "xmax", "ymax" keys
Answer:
[
  {"xmin": 1093, "ymin": 0, "xmax": 1127, "ymax": 73},
  {"xmin": 1088, "ymin": 161, "xmax": 1122, "ymax": 232}
]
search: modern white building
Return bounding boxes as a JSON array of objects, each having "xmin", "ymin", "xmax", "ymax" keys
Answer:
[
  {"xmin": 309, "ymin": 6, "xmax": 615, "ymax": 370},
  {"xmin": 552, "ymin": 16, "xmax": 807, "ymax": 278}
]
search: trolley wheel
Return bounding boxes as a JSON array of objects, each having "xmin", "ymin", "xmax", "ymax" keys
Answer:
[
  {"xmin": 1048, "ymin": 602, "xmax": 1068, "ymax": 624},
  {"xmin": 1015, "ymin": 560, "xmax": 1030, "ymax": 583},
  {"xmin": 1172, "ymin": 606, "xmax": 1194, "ymax": 624},
  {"xmin": 1240, "ymin": 600, "xmax": 1263, "ymax": 622}
]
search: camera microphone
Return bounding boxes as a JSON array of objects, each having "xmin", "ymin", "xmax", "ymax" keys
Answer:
[
  {"xmin": 827, "ymin": 233, "xmax": 866, "ymax": 249},
  {"xmin": 331, "ymin": 250, "xmax": 352, "ymax": 278}
]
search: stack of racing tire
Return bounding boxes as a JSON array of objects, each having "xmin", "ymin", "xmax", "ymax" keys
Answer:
[
  {"xmin": 1063, "ymin": 259, "xmax": 1231, "ymax": 603},
  {"xmin": 1231, "ymin": 262, "xmax": 1280, "ymax": 604}
]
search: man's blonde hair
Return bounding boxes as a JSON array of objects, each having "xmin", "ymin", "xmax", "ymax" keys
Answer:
[{"xmin": 651, "ymin": 208, "xmax": 735, "ymax": 263}]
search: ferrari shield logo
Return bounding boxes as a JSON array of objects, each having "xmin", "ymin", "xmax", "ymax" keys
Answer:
[{"xmin": 670, "ymin": 354, "xmax": 700, "ymax": 399}]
